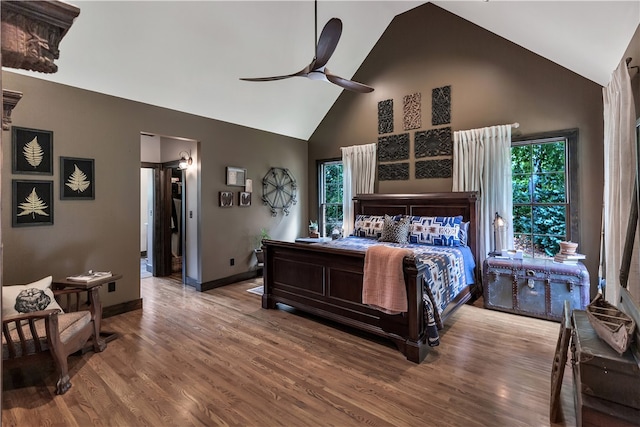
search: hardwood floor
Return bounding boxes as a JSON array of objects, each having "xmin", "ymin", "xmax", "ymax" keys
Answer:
[{"xmin": 2, "ymin": 276, "xmax": 576, "ymax": 426}]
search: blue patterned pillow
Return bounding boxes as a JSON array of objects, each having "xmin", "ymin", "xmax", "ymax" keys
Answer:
[
  {"xmin": 353, "ymin": 215, "xmax": 386, "ymax": 238},
  {"xmin": 408, "ymin": 215, "xmax": 463, "ymax": 246}
]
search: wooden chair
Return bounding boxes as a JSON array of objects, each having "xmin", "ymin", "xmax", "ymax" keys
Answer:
[{"xmin": 2, "ymin": 285, "xmax": 106, "ymax": 394}]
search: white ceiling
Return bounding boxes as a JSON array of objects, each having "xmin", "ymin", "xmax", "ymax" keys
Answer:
[{"xmin": 6, "ymin": 1, "xmax": 639, "ymax": 141}]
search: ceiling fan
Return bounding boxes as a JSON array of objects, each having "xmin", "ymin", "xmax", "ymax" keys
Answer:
[{"xmin": 239, "ymin": 2, "xmax": 374, "ymax": 93}]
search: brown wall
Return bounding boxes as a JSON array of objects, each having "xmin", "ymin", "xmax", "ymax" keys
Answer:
[
  {"xmin": 308, "ymin": 3, "xmax": 604, "ymax": 290},
  {"xmin": 2, "ymin": 72, "xmax": 307, "ymax": 307},
  {"xmin": 623, "ymin": 24, "xmax": 640, "ymax": 117}
]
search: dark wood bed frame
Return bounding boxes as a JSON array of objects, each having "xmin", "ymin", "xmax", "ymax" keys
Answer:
[{"xmin": 261, "ymin": 192, "xmax": 480, "ymax": 363}]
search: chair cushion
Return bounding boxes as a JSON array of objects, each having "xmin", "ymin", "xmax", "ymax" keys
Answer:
[
  {"xmin": 58, "ymin": 311, "xmax": 92, "ymax": 343},
  {"xmin": 2, "ymin": 311, "xmax": 91, "ymax": 359}
]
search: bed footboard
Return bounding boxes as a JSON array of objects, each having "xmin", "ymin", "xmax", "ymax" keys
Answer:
[{"xmin": 262, "ymin": 240, "xmax": 429, "ymax": 363}]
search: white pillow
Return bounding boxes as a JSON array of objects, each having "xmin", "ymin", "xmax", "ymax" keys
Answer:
[{"xmin": 2, "ymin": 276, "xmax": 64, "ymax": 318}]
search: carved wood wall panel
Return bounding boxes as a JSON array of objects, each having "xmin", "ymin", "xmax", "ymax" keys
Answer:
[
  {"xmin": 378, "ymin": 99, "xmax": 394, "ymax": 134},
  {"xmin": 378, "ymin": 134, "xmax": 409, "ymax": 162},
  {"xmin": 1, "ymin": 1, "xmax": 80, "ymax": 73},
  {"xmin": 378, "ymin": 163, "xmax": 409, "ymax": 181},
  {"xmin": 415, "ymin": 159, "xmax": 452, "ymax": 179},
  {"xmin": 2, "ymin": 90, "xmax": 23, "ymax": 131},
  {"xmin": 403, "ymin": 93, "xmax": 421, "ymax": 130},
  {"xmin": 1, "ymin": 1, "xmax": 79, "ymax": 128},
  {"xmin": 432, "ymin": 85, "xmax": 451, "ymax": 126},
  {"xmin": 415, "ymin": 127, "xmax": 452, "ymax": 158}
]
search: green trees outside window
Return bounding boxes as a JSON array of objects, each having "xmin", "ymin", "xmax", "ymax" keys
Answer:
[
  {"xmin": 319, "ymin": 160, "xmax": 343, "ymax": 237},
  {"xmin": 512, "ymin": 138, "xmax": 570, "ymax": 257}
]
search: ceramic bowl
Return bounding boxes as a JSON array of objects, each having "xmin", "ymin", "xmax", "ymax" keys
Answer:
[{"xmin": 559, "ymin": 241, "xmax": 578, "ymax": 254}]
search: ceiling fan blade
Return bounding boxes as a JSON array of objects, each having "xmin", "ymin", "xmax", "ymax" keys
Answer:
[
  {"xmin": 325, "ymin": 69, "xmax": 374, "ymax": 93},
  {"xmin": 240, "ymin": 67, "xmax": 309, "ymax": 82},
  {"xmin": 313, "ymin": 18, "xmax": 342, "ymax": 70},
  {"xmin": 240, "ymin": 75, "xmax": 295, "ymax": 82}
]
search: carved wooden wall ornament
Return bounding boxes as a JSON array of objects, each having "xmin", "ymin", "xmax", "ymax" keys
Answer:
[
  {"xmin": 415, "ymin": 159, "xmax": 452, "ymax": 179},
  {"xmin": 415, "ymin": 127, "xmax": 452, "ymax": 158},
  {"xmin": 378, "ymin": 163, "xmax": 409, "ymax": 181},
  {"xmin": 1, "ymin": 1, "xmax": 80, "ymax": 73},
  {"xmin": 1, "ymin": 1, "xmax": 79, "ymax": 128},
  {"xmin": 432, "ymin": 85, "xmax": 451, "ymax": 126},
  {"xmin": 378, "ymin": 99, "xmax": 394, "ymax": 134},
  {"xmin": 403, "ymin": 93, "xmax": 421, "ymax": 130},
  {"xmin": 2, "ymin": 90, "xmax": 23, "ymax": 131},
  {"xmin": 378, "ymin": 133, "xmax": 409, "ymax": 162}
]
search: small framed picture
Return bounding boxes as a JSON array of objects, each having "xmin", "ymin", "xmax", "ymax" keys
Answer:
[
  {"xmin": 12, "ymin": 179, "xmax": 54, "ymax": 227},
  {"xmin": 60, "ymin": 157, "xmax": 95, "ymax": 200},
  {"xmin": 12, "ymin": 127, "xmax": 53, "ymax": 175},
  {"xmin": 226, "ymin": 166, "xmax": 246, "ymax": 186},
  {"xmin": 219, "ymin": 191, "xmax": 233, "ymax": 207},
  {"xmin": 239, "ymin": 191, "xmax": 251, "ymax": 207}
]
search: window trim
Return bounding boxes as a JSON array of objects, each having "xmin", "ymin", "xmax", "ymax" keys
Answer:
[{"xmin": 512, "ymin": 128, "xmax": 579, "ymax": 254}]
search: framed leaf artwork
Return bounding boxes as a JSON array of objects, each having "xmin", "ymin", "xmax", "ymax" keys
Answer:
[
  {"xmin": 12, "ymin": 180, "xmax": 54, "ymax": 227},
  {"xmin": 60, "ymin": 157, "xmax": 95, "ymax": 200},
  {"xmin": 12, "ymin": 127, "xmax": 53, "ymax": 175}
]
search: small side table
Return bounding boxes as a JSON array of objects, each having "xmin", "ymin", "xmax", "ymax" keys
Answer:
[{"xmin": 53, "ymin": 273, "xmax": 122, "ymax": 344}]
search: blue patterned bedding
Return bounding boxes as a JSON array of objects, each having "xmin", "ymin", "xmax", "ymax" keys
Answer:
[{"xmin": 311, "ymin": 236, "xmax": 476, "ymax": 346}]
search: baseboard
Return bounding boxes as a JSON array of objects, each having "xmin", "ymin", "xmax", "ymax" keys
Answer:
[
  {"xmin": 103, "ymin": 298, "xmax": 143, "ymax": 318},
  {"xmin": 184, "ymin": 275, "xmax": 199, "ymax": 287},
  {"xmin": 193, "ymin": 270, "xmax": 259, "ymax": 292}
]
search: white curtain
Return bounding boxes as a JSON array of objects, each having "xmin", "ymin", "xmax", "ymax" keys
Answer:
[
  {"xmin": 602, "ymin": 58, "xmax": 637, "ymax": 304},
  {"xmin": 453, "ymin": 125, "xmax": 513, "ymax": 267},
  {"xmin": 341, "ymin": 143, "xmax": 377, "ymax": 236}
]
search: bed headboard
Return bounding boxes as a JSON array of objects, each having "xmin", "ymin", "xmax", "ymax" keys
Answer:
[{"xmin": 353, "ymin": 192, "xmax": 479, "ymax": 262}]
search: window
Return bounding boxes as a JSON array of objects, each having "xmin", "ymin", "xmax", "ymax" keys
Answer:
[
  {"xmin": 318, "ymin": 159, "xmax": 343, "ymax": 237},
  {"xmin": 511, "ymin": 130, "xmax": 578, "ymax": 258}
]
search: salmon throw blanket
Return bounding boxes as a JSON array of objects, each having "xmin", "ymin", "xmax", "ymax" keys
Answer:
[{"xmin": 362, "ymin": 245, "xmax": 413, "ymax": 314}]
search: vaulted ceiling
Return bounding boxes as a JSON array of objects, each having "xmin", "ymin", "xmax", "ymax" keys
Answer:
[{"xmin": 6, "ymin": 1, "xmax": 639, "ymax": 141}]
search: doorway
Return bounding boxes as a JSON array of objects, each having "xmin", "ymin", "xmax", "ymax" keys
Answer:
[
  {"xmin": 140, "ymin": 162, "xmax": 186, "ymax": 279},
  {"xmin": 140, "ymin": 167, "xmax": 154, "ymax": 279},
  {"xmin": 140, "ymin": 133, "xmax": 197, "ymax": 282},
  {"xmin": 169, "ymin": 166, "xmax": 185, "ymax": 282}
]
